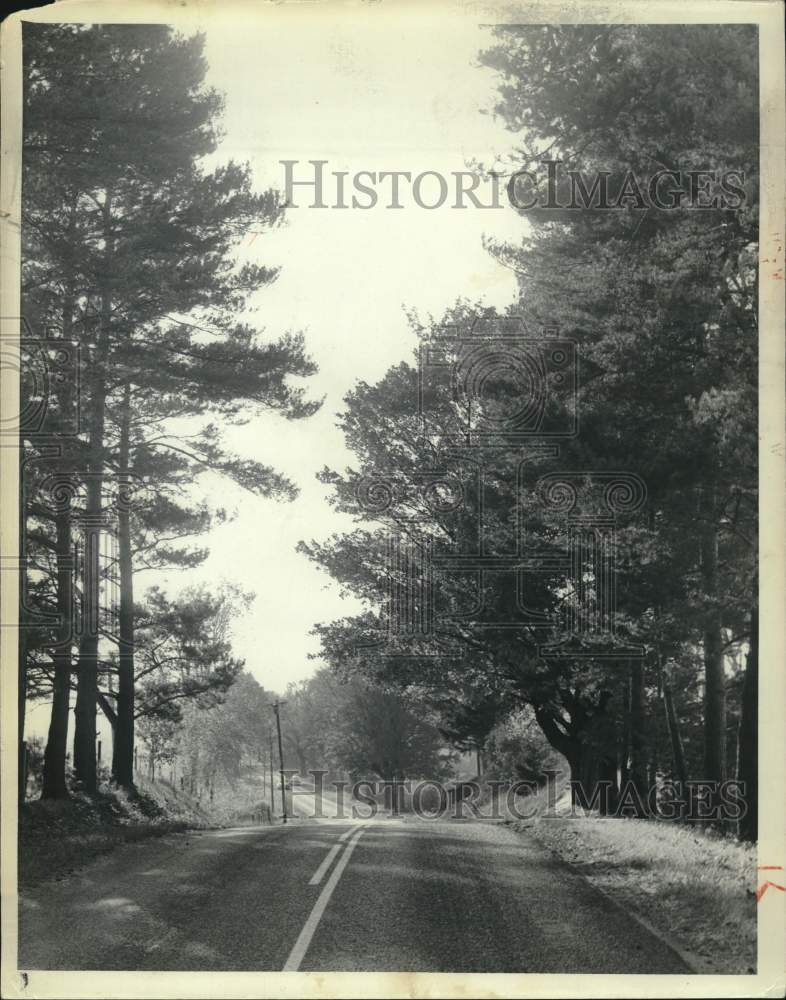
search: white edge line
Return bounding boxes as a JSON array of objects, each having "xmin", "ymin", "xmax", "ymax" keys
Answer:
[
  {"xmin": 283, "ymin": 829, "xmax": 365, "ymax": 972},
  {"xmin": 337, "ymin": 827, "xmax": 354, "ymax": 843}
]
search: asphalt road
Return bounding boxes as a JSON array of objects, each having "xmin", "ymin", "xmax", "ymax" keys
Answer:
[{"xmin": 19, "ymin": 817, "xmax": 690, "ymax": 973}]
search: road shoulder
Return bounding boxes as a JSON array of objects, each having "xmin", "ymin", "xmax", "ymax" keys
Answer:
[{"xmin": 515, "ymin": 813, "xmax": 756, "ymax": 975}]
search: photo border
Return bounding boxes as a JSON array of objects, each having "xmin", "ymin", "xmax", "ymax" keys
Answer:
[{"xmin": 1, "ymin": 2, "xmax": 783, "ymax": 997}]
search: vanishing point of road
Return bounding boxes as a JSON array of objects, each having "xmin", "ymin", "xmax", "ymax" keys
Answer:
[{"xmin": 19, "ymin": 815, "xmax": 690, "ymax": 973}]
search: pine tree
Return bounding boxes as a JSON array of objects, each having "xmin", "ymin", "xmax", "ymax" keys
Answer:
[{"xmin": 23, "ymin": 23, "xmax": 319, "ymax": 795}]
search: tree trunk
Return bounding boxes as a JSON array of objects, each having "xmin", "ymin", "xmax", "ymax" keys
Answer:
[
  {"xmin": 565, "ymin": 748, "xmax": 583, "ymax": 805},
  {"xmin": 567, "ymin": 745, "xmax": 613, "ymax": 814},
  {"xmin": 533, "ymin": 702, "xmax": 610, "ymax": 811},
  {"xmin": 597, "ymin": 758, "xmax": 619, "ymax": 815},
  {"xmin": 662, "ymin": 667, "xmax": 689, "ymax": 791},
  {"xmin": 19, "ymin": 453, "xmax": 28, "ymax": 805},
  {"xmin": 621, "ymin": 677, "xmax": 631, "ymax": 788},
  {"xmin": 42, "ymin": 255, "xmax": 78, "ymax": 801},
  {"xmin": 73, "ymin": 481, "xmax": 102, "ymax": 790},
  {"xmin": 737, "ymin": 606, "xmax": 758, "ymax": 841},
  {"xmin": 648, "ymin": 666, "xmax": 661, "ymax": 791},
  {"xmin": 112, "ymin": 383, "xmax": 135, "ymax": 789},
  {"xmin": 73, "ymin": 195, "xmax": 113, "ymax": 793},
  {"xmin": 700, "ymin": 489, "xmax": 726, "ymax": 787},
  {"xmin": 581, "ymin": 691, "xmax": 619, "ymax": 815},
  {"xmin": 42, "ymin": 502, "xmax": 73, "ymax": 799},
  {"xmin": 627, "ymin": 660, "xmax": 648, "ymax": 814}
]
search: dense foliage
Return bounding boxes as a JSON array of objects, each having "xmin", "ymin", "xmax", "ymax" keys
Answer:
[
  {"xmin": 21, "ymin": 23, "xmax": 319, "ymax": 799},
  {"xmin": 302, "ymin": 24, "xmax": 758, "ymax": 836}
]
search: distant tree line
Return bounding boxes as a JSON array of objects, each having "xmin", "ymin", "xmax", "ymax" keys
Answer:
[{"xmin": 131, "ymin": 667, "xmax": 451, "ymax": 800}]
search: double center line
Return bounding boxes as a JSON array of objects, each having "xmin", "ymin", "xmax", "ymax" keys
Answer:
[{"xmin": 283, "ymin": 826, "xmax": 366, "ymax": 972}]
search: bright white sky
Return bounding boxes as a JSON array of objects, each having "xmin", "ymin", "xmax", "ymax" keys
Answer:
[{"xmin": 178, "ymin": 13, "xmax": 527, "ymax": 694}]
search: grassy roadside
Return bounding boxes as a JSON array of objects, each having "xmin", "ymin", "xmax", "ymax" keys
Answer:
[
  {"xmin": 18, "ymin": 783, "xmax": 208, "ymax": 890},
  {"xmin": 19, "ymin": 764, "xmax": 279, "ymax": 890},
  {"xmin": 513, "ymin": 797, "xmax": 757, "ymax": 974}
]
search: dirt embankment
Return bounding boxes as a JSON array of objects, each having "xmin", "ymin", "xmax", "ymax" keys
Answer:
[{"xmin": 19, "ymin": 773, "xmax": 277, "ymax": 890}]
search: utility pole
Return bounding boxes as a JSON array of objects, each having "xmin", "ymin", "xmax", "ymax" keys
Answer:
[
  {"xmin": 270, "ymin": 700, "xmax": 288, "ymax": 823},
  {"xmin": 268, "ymin": 731, "xmax": 275, "ymax": 814}
]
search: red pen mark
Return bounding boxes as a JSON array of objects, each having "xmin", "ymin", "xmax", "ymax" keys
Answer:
[
  {"xmin": 756, "ymin": 866, "xmax": 785, "ymax": 902},
  {"xmin": 767, "ymin": 234, "xmax": 784, "ymax": 279},
  {"xmin": 756, "ymin": 882, "xmax": 785, "ymax": 902}
]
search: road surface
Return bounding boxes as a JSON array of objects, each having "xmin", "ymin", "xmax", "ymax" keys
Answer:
[{"xmin": 19, "ymin": 817, "xmax": 690, "ymax": 973}]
